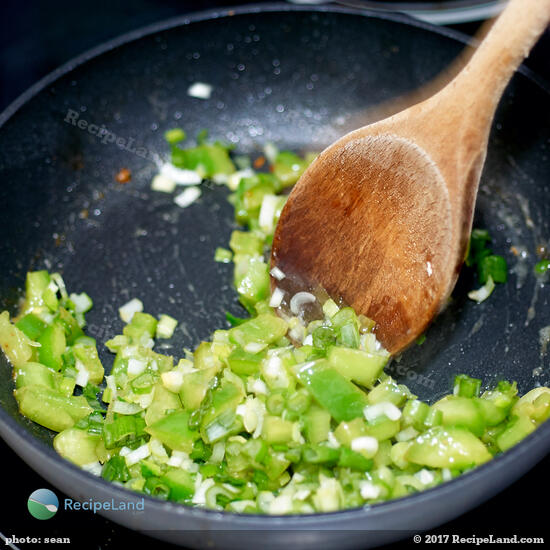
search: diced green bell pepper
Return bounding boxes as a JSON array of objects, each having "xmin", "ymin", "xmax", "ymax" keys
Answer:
[
  {"xmin": 334, "ymin": 418, "xmax": 368, "ymax": 446},
  {"xmin": 73, "ymin": 344, "xmax": 104, "ymax": 384},
  {"xmin": 294, "ymin": 360, "xmax": 368, "ymax": 423},
  {"xmin": 367, "ymin": 377, "xmax": 409, "ymax": 407},
  {"xmin": 233, "ymin": 256, "xmax": 270, "ymax": 309},
  {"xmin": 145, "ymin": 383, "xmax": 182, "ymax": 425},
  {"xmin": 103, "ymin": 415, "xmax": 147, "ymax": 449},
  {"xmin": 14, "ymin": 385, "xmax": 92, "ymax": 432},
  {"xmin": 273, "ymin": 151, "xmax": 310, "ymax": 188},
  {"xmin": 54, "ymin": 427, "xmax": 100, "ymax": 466},
  {"xmin": 171, "ymin": 143, "xmax": 235, "ymax": 177},
  {"xmin": 338, "ymin": 447, "xmax": 373, "ymax": 471},
  {"xmin": 20, "ymin": 270, "xmax": 51, "ymax": 315},
  {"xmin": 55, "ymin": 307, "xmax": 84, "ymax": 345},
  {"xmin": 194, "ymin": 341, "xmax": 223, "ymax": 371},
  {"xmin": 327, "ymin": 346, "xmax": 387, "ymax": 388},
  {"xmin": 160, "ymin": 468, "xmax": 195, "ymax": 502},
  {"xmin": 123, "ymin": 312, "xmax": 157, "ymax": 342},
  {"xmin": 402, "ymin": 399, "xmax": 430, "ymax": 431},
  {"xmin": 406, "ymin": 426, "xmax": 491, "ymax": 469},
  {"xmin": 453, "ymin": 374, "xmax": 482, "ymax": 398},
  {"xmin": 227, "ymin": 348, "xmax": 265, "ymax": 375},
  {"xmin": 496, "ymin": 415, "xmax": 536, "ymax": 452},
  {"xmin": 15, "ymin": 313, "xmax": 48, "ymax": 341},
  {"xmin": 432, "ymin": 395, "xmax": 485, "ymax": 437},
  {"xmin": 179, "ymin": 366, "xmax": 218, "ymax": 411},
  {"xmin": 261, "ymin": 416, "xmax": 295, "ymax": 444},
  {"xmin": 37, "ymin": 323, "xmax": 66, "ymax": 371},
  {"xmin": 146, "ymin": 410, "xmax": 200, "ymax": 452},
  {"xmin": 14, "ymin": 361, "xmax": 58, "ymax": 390},
  {"xmin": 228, "ymin": 313, "xmax": 288, "ymax": 350},
  {"xmin": 0, "ymin": 311, "xmax": 33, "ymax": 367},
  {"xmin": 102, "ymin": 455, "xmax": 130, "ymax": 482},
  {"xmin": 364, "ymin": 416, "xmax": 401, "ymax": 441}
]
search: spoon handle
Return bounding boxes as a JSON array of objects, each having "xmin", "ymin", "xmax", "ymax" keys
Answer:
[{"xmin": 450, "ymin": 0, "xmax": 550, "ymax": 125}]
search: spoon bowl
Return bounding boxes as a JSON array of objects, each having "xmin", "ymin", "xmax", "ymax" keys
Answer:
[{"xmin": 271, "ymin": 0, "xmax": 550, "ymax": 353}]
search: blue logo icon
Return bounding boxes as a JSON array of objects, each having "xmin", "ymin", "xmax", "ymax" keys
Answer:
[{"xmin": 28, "ymin": 489, "xmax": 59, "ymax": 520}]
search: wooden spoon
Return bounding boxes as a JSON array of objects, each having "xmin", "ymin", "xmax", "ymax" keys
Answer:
[{"xmin": 271, "ymin": 0, "xmax": 550, "ymax": 354}]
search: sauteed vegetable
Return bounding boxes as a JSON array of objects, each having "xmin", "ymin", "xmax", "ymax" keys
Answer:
[{"xmin": 1, "ymin": 133, "xmax": 548, "ymax": 514}]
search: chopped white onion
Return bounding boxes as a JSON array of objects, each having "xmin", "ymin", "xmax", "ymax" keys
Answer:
[
  {"xmin": 119, "ymin": 298, "xmax": 143, "ymax": 323},
  {"xmin": 51, "ymin": 273, "xmax": 68, "ymax": 299},
  {"xmin": 174, "ymin": 186, "xmax": 201, "ymax": 208},
  {"xmin": 149, "ymin": 437, "xmax": 168, "ymax": 459},
  {"xmin": 302, "ymin": 334, "xmax": 313, "ymax": 346},
  {"xmin": 210, "ymin": 441, "xmax": 226, "ymax": 464},
  {"xmin": 192, "ymin": 478, "xmax": 215, "ymax": 505},
  {"xmin": 227, "ymin": 168, "xmax": 255, "ymax": 191},
  {"xmin": 288, "ymin": 323, "xmax": 306, "ymax": 343},
  {"xmin": 124, "ymin": 443, "xmax": 151, "ymax": 466},
  {"xmin": 262, "ymin": 355, "xmax": 290, "ymax": 389},
  {"xmin": 81, "ymin": 461, "xmax": 103, "ymax": 476},
  {"xmin": 269, "ymin": 287, "xmax": 285, "ymax": 308},
  {"xmin": 69, "ymin": 292, "xmax": 93, "ymax": 313},
  {"xmin": 105, "ymin": 375, "xmax": 117, "ymax": 393},
  {"xmin": 212, "ymin": 173, "xmax": 228, "ymax": 185},
  {"xmin": 290, "ymin": 291, "xmax": 316, "ymax": 315},
  {"xmin": 151, "ymin": 173, "xmax": 176, "ymax": 193},
  {"xmin": 442, "ymin": 468, "xmax": 453, "ymax": 482},
  {"xmin": 269, "ymin": 494, "xmax": 294, "ymax": 515},
  {"xmin": 292, "ymin": 422, "xmax": 304, "ymax": 444},
  {"xmin": 74, "ymin": 359, "xmax": 90, "ymax": 387},
  {"xmin": 161, "ymin": 163, "xmax": 202, "ymax": 185},
  {"xmin": 351, "ymin": 436, "xmax": 379, "ymax": 457},
  {"xmin": 244, "ymin": 342, "xmax": 266, "ymax": 354},
  {"xmin": 187, "ymin": 82, "xmax": 213, "ymax": 99},
  {"xmin": 468, "ymin": 275, "xmax": 495, "ymax": 303},
  {"xmin": 258, "ymin": 194, "xmax": 279, "ymax": 233},
  {"xmin": 167, "ymin": 450, "xmax": 189, "ymax": 467},
  {"xmin": 359, "ymin": 481, "xmax": 381, "ymax": 500},
  {"xmin": 326, "ymin": 431, "xmax": 341, "ymax": 449},
  {"xmin": 294, "ymin": 489, "xmax": 312, "ymax": 501},
  {"xmin": 127, "ymin": 358, "xmax": 147, "ymax": 376},
  {"xmin": 395, "ymin": 426, "xmax": 419, "ymax": 442},
  {"xmin": 47, "ymin": 281, "xmax": 59, "ymax": 295},
  {"xmin": 263, "ymin": 142, "xmax": 279, "ymax": 164},
  {"xmin": 112, "ymin": 400, "xmax": 143, "ymax": 415},
  {"xmin": 270, "ymin": 266, "xmax": 286, "ymax": 280},
  {"xmin": 135, "ymin": 391, "xmax": 155, "ymax": 409},
  {"xmin": 249, "ymin": 378, "xmax": 268, "ymax": 396},
  {"xmin": 156, "ymin": 314, "xmax": 178, "ymax": 339},
  {"xmin": 161, "ymin": 370, "xmax": 184, "ymax": 393},
  {"xmin": 415, "ymin": 469, "xmax": 435, "ymax": 485},
  {"xmin": 322, "ymin": 298, "xmax": 339, "ymax": 318},
  {"xmin": 364, "ymin": 401, "xmax": 402, "ymax": 422}
]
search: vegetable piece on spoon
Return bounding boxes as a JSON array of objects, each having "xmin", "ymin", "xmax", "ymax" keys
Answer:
[{"xmin": 271, "ymin": 0, "xmax": 550, "ymax": 354}]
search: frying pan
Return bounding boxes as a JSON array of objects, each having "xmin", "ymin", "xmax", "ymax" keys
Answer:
[{"xmin": 0, "ymin": 3, "xmax": 549, "ymax": 548}]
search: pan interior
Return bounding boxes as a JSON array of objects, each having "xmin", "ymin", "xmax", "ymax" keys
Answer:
[{"xmin": 0, "ymin": 9, "xmax": 549, "ymax": 450}]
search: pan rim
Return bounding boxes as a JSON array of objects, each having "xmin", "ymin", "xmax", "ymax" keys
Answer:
[
  {"xmin": 1, "ymin": 0, "xmax": 549, "ymax": 529},
  {"xmin": 1, "ymin": 1, "xmax": 548, "ymax": 130}
]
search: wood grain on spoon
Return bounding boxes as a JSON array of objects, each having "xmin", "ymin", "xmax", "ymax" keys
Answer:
[{"xmin": 271, "ymin": 0, "xmax": 550, "ymax": 354}]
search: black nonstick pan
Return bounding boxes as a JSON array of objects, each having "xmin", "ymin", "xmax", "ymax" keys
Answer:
[{"xmin": 0, "ymin": 4, "xmax": 549, "ymax": 549}]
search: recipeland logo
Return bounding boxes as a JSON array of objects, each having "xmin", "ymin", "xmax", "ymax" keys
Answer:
[
  {"xmin": 27, "ymin": 489, "xmax": 59, "ymax": 520},
  {"xmin": 27, "ymin": 488, "xmax": 145, "ymax": 518}
]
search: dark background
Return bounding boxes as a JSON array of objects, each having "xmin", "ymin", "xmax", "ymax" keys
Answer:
[{"xmin": 1, "ymin": 1, "xmax": 549, "ymax": 548}]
